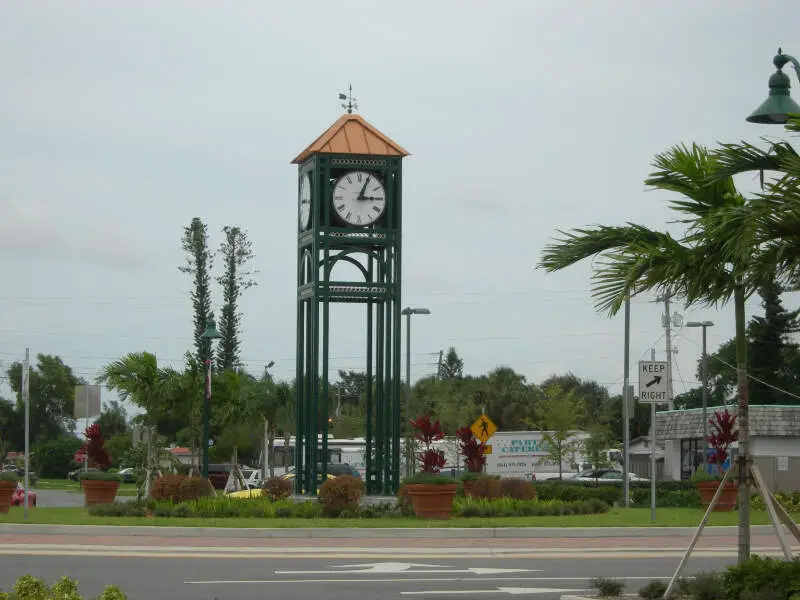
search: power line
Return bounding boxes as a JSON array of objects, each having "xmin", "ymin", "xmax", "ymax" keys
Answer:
[{"xmin": 677, "ymin": 332, "xmax": 800, "ymax": 402}]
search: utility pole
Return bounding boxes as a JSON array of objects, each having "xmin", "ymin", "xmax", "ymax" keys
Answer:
[
  {"xmin": 659, "ymin": 293, "xmax": 675, "ymax": 410},
  {"xmin": 436, "ymin": 350, "xmax": 443, "ymax": 380},
  {"xmin": 22, "ymin": 348, "xmax": 30, "ymax": 521},
  {"xmin": 622, "ymin": 298, "xmax": 631, "ymax": 507}
]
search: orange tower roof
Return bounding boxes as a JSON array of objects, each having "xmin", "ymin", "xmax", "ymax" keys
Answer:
[{"xmin": 291, "ymin": 113, "xmax": 410, "ymax": 164}]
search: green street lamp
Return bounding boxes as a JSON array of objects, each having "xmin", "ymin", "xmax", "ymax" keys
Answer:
[
  {"xmin": 401, "ymin": 307, "xmax": 430, "ymax": 477},
  {"xmin": 686, "ymin": 321, "xmax": 714, "ymax": 472},
  {"xmin": 746, "ymin": 48, "xmax": 800, "ymax": 124},
  {"xmin": 200, "ymin": 313, "xmax": 221, "ymax": 479}
]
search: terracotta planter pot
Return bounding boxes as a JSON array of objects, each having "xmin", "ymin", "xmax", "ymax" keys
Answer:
[
  {"xmin": 406, "ymin": 483, "xmax": 457, "ymax": 519},
  {"xmin": 696, "ymin": 480, "xmax": 738, "ymax": 511},
  {"xmin": 81, "ymin": 480, "xmax": 121, "ymax": 507},
  {"xmin": 0, "ymin": 481, "xmax": 16, "ymax": 514}
]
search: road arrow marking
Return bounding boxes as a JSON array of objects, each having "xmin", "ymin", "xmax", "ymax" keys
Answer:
[
  {"xmin": 646, "ymin": 376, "xmax": 662, "ymax": 388},
  {"xmin": 330, "ymin": 562, "xmax": 448, "ymax": 572},
  {"xmin": 275, "ymin": 563, "xmax": 538, "ymax": 575},
  {"xmin": 402, "ymin": 587, "xmax": 588, "ymax": 596}
]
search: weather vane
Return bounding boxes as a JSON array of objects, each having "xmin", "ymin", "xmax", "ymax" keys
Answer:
[{"xmin": 338, "ymin": 84, "xmax": 358, "ymax": 114}]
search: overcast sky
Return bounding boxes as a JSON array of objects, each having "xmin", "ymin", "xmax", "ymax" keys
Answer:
[{"xmin": 1, "ymin": 1, "xmax": 799, "ymax": 414}]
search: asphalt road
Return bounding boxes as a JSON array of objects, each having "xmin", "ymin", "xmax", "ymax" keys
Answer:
[
  {"xmin": 0, "ymin": 555, "xmax": 737, "ymax": 600},
  {"xmin": 32, "ymin": 489, "xmax": 85, "ymax": 508}
]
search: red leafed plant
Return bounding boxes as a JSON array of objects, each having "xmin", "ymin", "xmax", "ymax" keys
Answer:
[
  {"xmin": 410, "ymin": 416, "xmax": 446, "ymax": 474},
  {"xmin": 82, "ymin": 423, "xmax": 111, "ymax": 470},
  {"xmin": 706, "ymin": 409, "xmax": 738, "ymax": 466},
  {"xmin": 456, "ymin": 426, "xmax": 486, "ymax": 473}
]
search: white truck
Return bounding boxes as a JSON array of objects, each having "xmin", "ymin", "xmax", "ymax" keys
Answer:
[{"xmin": 483, "ymin": 430, "xmax": 592, "ymax": 480}]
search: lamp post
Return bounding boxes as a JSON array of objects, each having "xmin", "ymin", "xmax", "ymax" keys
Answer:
[
  {"xmin": 200, "ymin": 313, "xmax": 221, "ymax": 479},
  {"xmin": 686, "ymin": 321, "xmax": 714, "ymax": 472},
  {"xmin": 401, "ymin": 307, "xmax": 430, "ymax": 477},
  {"xmin": 746, "ymin": 49, "xmax": 800, "ymax": 124}
]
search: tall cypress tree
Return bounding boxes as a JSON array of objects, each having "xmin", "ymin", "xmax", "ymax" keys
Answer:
[
  {"xmin": 216, "ymin": 226, "xmax": 257, "ymax": 371},
  {"xmin": 748, "ymin": 276, "xmax": 800, "ymax": 405},
  {"xmin": 179, "ymin": 218, "xmax": 214, "ymax": 364},
  {"xmin": 688, "ymin": 274, "xmax": 800, "ymax": 406}
]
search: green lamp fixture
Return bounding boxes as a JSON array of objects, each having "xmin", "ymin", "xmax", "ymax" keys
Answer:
[
  {"xmin": 200, "ymin": 314, "xmax": 221, "ymax": 340},
  {"xmin": 747, "ymin": 48, "xmax": 800, "ymax": 124}
]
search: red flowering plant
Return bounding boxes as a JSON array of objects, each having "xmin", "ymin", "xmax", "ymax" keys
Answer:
[
  {"xmin": 78, "ymin": 424, "xmax": 121, "ymax": 482},
  {"xmin": 693, "ymin": 409, "xmax": 738, "ymax": 481},
  {"xmin": 405, "ymin": 416, "xmax": 454, "ymax": 485},
  {"xmin": 456, "ymin": 426, "xmax": 487, "ymax": 481}
]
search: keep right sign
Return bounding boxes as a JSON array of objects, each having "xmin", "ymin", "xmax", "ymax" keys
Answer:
[{"xmin": 638, "ymin": 360, "xmax": 668, "ymax": 404}]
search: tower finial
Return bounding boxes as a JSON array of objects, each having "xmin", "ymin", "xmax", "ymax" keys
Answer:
[{"xmin": 338, "ymin": 84, "xmax": 358, "ymax": 114}]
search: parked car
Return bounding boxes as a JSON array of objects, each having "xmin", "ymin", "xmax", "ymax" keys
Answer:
[
  {"xmin": 207, "ymin": 463, "xmax": 233, "ymax": 490},
  {"xmin": 68, "ymin": 467, "xmax": 99, "ymax": 481},
  {"xmin": 570, "ymin": 468, "xmax": 649, "ymax": 483},
  {"xmin": 280, "ymin": 463, "xmax": 360, "ymax": 481},
  {"xmin": 11, "ymin": 484, "xmax": 36, "ymax": 507},
  {"xmin": 116, "ymin": 468, "xmax": 136, "ymax": 484}
]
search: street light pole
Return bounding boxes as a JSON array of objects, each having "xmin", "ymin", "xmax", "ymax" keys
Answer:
[
  {"xmin": 687, "ymin": 321, "xmax": 714, "ymax": 473},
  {"xmin": 401, "ymin": 307, "xmax": 430, "ymax": 478},
  {"xmin": 200, "ymin": 313, "xmax": 222, "ymax": 479}
]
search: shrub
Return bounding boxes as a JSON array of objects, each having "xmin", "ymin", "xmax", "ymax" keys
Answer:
[
  {"xmin": 31, "ymin": 436, "xmax": 83, "ymax": 478},
  {"xmin": 638, "ymin": 579, "xmax": 667, "ymax": 599},
  {"xmin": 150, "ymin": 474, "xmax": 212, "ymax": 503},
  {"xmin": 274, "ymin": 505, "xmax": 294, "ymax": 518},
  {"xmin": 535, "ymin": 481, "xmax": 620, "ymax": 505},
  {"xmin": 0, "ymin": 472, "xmax": 17, "ymax": 483},
  {"xmin": 723, "ymin": 555, "xmax": 800, "ymax": 600},
  {"xmin": 81, "ymin": 423, "xmax": 112, "ymax": 469},
  {"xmin": 13, "ymin": 574, "xmax": 49, "ymax": 599},
  {"xmin": 500, "ymin": 478, "xmax": 535, "ymax": 500},
  {"xmin": 410, "ymin": 415, "xmax": 446, "ymax": 474},
  {"xmin": 396, "ymin": 484, "xmax": 414, "ymax": 516},
  {"xmin": 454, "ymin": 497, "xmax": 610, "ymax": 518},
  {"xmin": 688, "ymin": 571, "xmax": 726, "ymax": 600},
  {"xmin": 292, "ymin": 500, "xmax": 323, "ymax": 519},
  {"xmin": 752, "ymin": 491, "xmax": 800, "ymax": 513},
  {"xmin": 469, "ymin": 476, "xmax": 502, "ymax": 499},
  {"xmin": 456, "ymin": 426, "xmax": 486, "ymax": 473},
  {"xmin": 88, "ymin": 502, "xmax": 145, "ymax": 517},
  {"xmin": 0, "ymin": 575, "xmax": 129, "ymax": 599},
  {"xmin": 319, "ymin": 475, "xmax": 364, "ymax": 517},
  {"xmin": 590, "ymin": 577, "xmax": 625, "ymax": 598},
  {"xmin": 79, "ymin": 471, "xmax": 122, "ymax": 482},
  {"xmin": 262, "ymin": 476, "xmax": 293, "ymax": 501}
]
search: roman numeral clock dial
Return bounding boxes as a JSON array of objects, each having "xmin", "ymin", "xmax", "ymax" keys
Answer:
[
  {"xmin": 332, "ymin": 170, "xmax": 386, "ymax": 227},
  {"xmin": 299, "ymin": 173, "xmax": 311, "ymax": 230}
]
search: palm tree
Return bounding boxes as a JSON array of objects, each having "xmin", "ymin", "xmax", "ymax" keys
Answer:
[
  {"xmin": 538, "ymin": 143, "xmax": 765, "ymax": 563},
  {"xmin": 242, "ymin": 371, "xmax": 292, "ymax": 478},
  {"xmin": 97, "ymin": 352, "xmax": 165, "ymax": 424},
  {"xmin": 712, "ymin": 118, "xmax": 800, "ymax": 284}
]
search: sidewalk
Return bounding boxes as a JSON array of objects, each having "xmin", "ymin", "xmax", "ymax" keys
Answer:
[
  {"xmin": 0, "ymin": 524, "xmax": 796, "ymax": 558},
  {"xmin": 0, "ymin": 523, "xmax": 787, "ymax": 539}
]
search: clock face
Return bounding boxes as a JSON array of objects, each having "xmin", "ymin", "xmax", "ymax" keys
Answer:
[
  {"xmin": 299, "ymin": 173, "xmax": 311, "ymax": 230},
  {"xmin": 332, "ymin": 170, "xmax": 386, "ymax": 227}
]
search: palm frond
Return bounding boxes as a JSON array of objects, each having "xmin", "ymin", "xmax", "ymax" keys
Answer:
[
  {"xmin": 645, "ymin": 143, "xmax": 738, "ymax": 219},
  {"xmin": 538, "ymin": 224, "xmax": 663, "ymax": 273}
]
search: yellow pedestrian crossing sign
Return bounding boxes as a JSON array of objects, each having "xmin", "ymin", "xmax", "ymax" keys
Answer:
[{"xmin": 470, "ymin": 414, "xmax": 497, "ymax": 443}]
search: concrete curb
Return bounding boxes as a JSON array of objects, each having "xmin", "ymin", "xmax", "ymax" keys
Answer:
[{"xmin": 0, "ymin": 524, "xmax": 781, "ymax": 539}]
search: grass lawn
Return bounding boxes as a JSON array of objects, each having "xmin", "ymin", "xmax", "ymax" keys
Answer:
[
  {"xmin": 0, "ymin": 507, "xmax": 795, "ymax": 528},
  {"xmin": 34, "ymin": 478, "xmax": 139, "ymax": 496}
]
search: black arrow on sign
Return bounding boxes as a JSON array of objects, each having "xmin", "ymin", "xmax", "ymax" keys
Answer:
[{"xmin": 646, "ymin": 376, "xmax": 662, "ymax": 388}]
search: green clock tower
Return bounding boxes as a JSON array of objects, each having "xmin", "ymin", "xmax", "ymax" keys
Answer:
[{"xmin": 291, "ymin": 112, "xmax": 409, "ymax": 495}]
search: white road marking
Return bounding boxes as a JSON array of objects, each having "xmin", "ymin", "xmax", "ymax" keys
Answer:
[
  {"xmin": 402, "ymin": 587, "xmax": 589, "ymax": 596},
  {"xmin": 184, "ymin": 575, "xmax": 674, "ymax": 585},
  {"xmin": 276, "ymin": 563, "xmax": 538, "ymax": 575}
]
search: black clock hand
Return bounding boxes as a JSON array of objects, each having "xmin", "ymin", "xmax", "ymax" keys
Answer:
[{"xmin": 357, "ymin": 177, "xmax": 371, "ymax": 201}]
